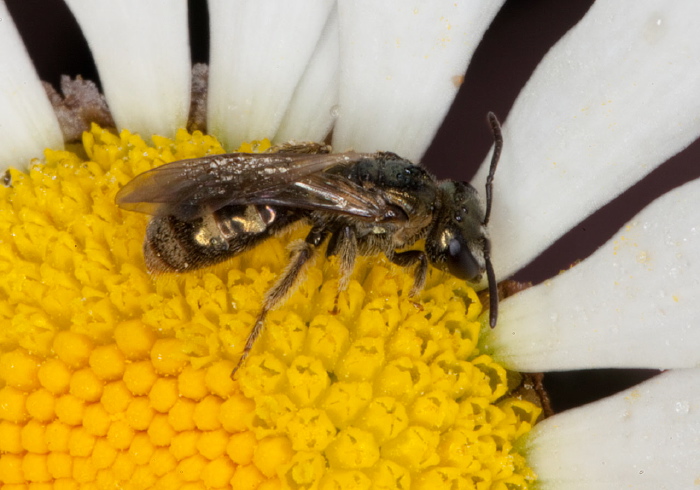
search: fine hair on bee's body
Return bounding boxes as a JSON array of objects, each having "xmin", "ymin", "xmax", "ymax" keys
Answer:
[{"xmin": 116, "ymin": 113, "xmax": 503, "ymax": 376}]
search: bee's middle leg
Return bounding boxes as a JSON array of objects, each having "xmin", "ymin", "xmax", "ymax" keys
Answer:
[
  {"xmin": 326, "ymin": 226, "xmax": 357, "ymax": 291},
  {"xmin": 390, "ymin": 250, "xmax": 428, "ymax": 296},
  {"xmin": 325, "ymin": 227, "xmax": 358, "ymax": 314},
  {"xmin": 232, "ymin": 226, "xmax": 328, "ymax": 377}
]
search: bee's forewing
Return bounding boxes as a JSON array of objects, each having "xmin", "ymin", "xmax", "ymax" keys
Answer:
[{"xmin": 115, "ymin": 152, "xmax": 364, "ymax": 219}]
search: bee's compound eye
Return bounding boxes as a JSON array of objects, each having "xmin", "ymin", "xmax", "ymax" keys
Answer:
[{"xmin": 446, "ymin": 238, "xmax": 480, "ymax": 281}]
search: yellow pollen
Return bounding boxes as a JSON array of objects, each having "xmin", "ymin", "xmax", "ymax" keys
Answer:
[{"xmin": 0, "ymin": 125, "xmax": 540, "ymax": 488}]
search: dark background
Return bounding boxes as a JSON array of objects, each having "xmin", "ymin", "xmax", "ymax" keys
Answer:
[{"xmin": 7, "ymin": 0, "xmax": 698, "ymax": 413}]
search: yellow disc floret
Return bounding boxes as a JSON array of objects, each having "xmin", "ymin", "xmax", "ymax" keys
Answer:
[{"xmin": 0, "ymin": 125, "xmax": 540, "ymax": 488}]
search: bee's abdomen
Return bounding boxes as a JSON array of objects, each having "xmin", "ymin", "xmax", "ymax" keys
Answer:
[
  {"xmin": 144, "ymin": 216, "xmax": 232, "ymax": 273},
  {"xmin": 143, "ymin": 206, "xmax": 306, "ymax": 274}
]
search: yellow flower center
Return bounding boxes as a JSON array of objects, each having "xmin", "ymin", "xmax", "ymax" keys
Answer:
[{"xmin": 0, "ymin": 125, "xmax": 540, "ymax": 489}]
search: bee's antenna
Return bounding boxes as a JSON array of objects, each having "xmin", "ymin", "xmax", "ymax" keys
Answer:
[
  {"xmin": 484, "ymin": 112, "xmax": 502, "ymax": 328},
  {"xmin": 483, "ymin": 112, "xmax": 502, "ymax": 226},
  {"xmin": 484, "ymin": 238, "xmax": 498, "ymax": 328}
]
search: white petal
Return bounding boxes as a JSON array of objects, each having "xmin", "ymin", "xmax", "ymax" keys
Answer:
[
  {"xmin": 525, "ymin": 369, "xmax": 700, "ymax": 490},
  {"xmin": 274, "ymin": 8, "xmax": 339, "ymax": 144},
  {"xmin": 483, "ymin": 178, "xmax": 700, "ymax": 372},
  {"xmin": 472, "ymin": 0, "xmax": 700, "ymax": 278},
  {"xmin": 332, "ymin": 0, "xmax": 504, "ymax": 161},
  {"xmin": 207, "ymin": 0, "xmax": 335, "ymax": 149},
  {"xmin": 65, "ymin": 0, "xmax": 191, "ymax": 137},
  {"xmin": 0, "ymin": 3, "xmax": 63, "ymax": 169}
]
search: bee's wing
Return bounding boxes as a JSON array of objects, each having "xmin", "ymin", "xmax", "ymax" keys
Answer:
[
  {"xmin": 257, "ymin": 173, "xmax": 406, "ymax": 222},
  {"xmin": 115, "ymin": 152, "xmax": 366, "ymax": 219}
]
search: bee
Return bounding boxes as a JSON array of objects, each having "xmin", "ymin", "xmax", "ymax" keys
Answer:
[{"xmin": 116, "ymin": 113, "xmax": 503, "ymax": 375}]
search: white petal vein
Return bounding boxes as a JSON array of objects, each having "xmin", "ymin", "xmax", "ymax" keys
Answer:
[
  {"xmin": 473, "ymin": 0, "xmax": 700, "ymax": 278},
  {"xmin": 525, "ymin": 369, "xmax": 700, "ymax": 490},
  {"xmin": 484, "ymin": 178, "xmax": 700, "ymax": 371},
  {"xmin": 0, "ymin": 3, "xmax": 63, "ymax": 168}
]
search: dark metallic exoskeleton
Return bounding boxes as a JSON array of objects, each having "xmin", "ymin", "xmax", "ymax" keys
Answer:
[{"xmin": 116, "ymin": 113, "xmax": 503, "ymax": 374}]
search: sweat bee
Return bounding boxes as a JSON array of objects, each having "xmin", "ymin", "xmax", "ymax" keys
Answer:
[{"xmin": 116, "ymin": 113, "xmax": 503, "ymax": 374}]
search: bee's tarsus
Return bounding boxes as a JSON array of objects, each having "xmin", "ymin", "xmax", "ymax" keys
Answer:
[{"xmin": 231, "ymin": 312, "xmax": 266, "ymax": 379}]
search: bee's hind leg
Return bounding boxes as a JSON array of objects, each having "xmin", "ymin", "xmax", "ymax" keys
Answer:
[
  {"xmin": 231, "ymin": 226, "xmax": 328, "ymax": 378},
  {"xmin": 389, "ymin": 250, "xmax": 428, "ymax": 296}
]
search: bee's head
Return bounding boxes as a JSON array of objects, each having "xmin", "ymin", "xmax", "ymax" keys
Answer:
[
  {"xmin": 427, "ymin": 181, "xmax": 488, "ymax": 283},
  {"xmin": 426, "ymin": 112, "xmax": 501, "ymax": 329}
]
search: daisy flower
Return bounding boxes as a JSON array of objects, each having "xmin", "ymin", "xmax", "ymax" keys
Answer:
[{"xmin": 0, "ymin": 1, "xmax": 698, "ymax": 489}]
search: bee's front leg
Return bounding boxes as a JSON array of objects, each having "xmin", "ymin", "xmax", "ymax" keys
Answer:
[
  {"xmin": 389, "ymin": 250, "xmax": 428, "ymax": 296},
  {"xmin": 232, "ymin": 225, "xmax": 329, "ymax": 378}
]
